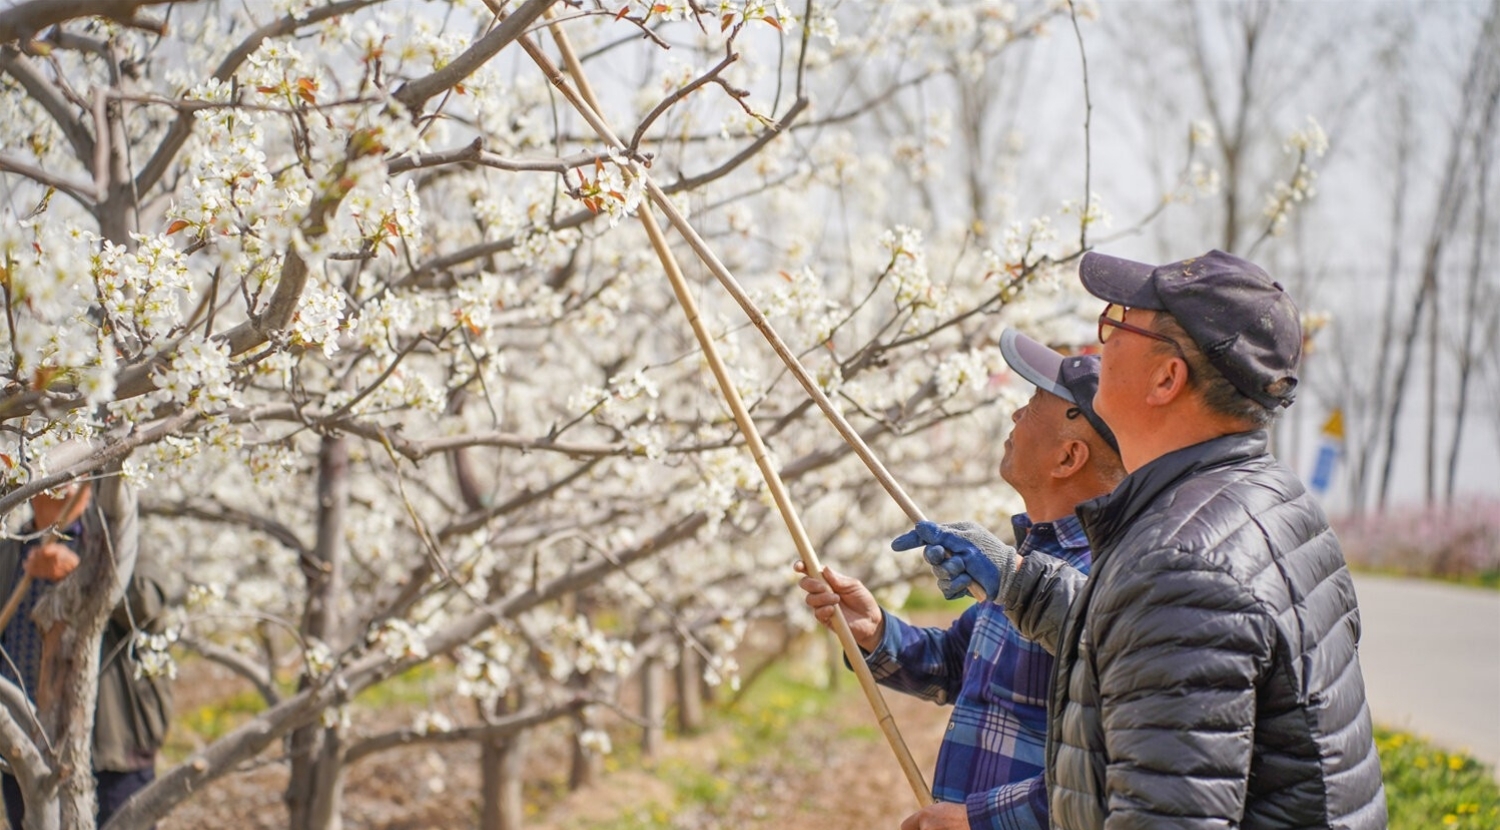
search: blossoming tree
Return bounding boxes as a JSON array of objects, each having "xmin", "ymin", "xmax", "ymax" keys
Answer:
[{"xmin": 0, "ymin": 0, "xmax": 1278, "ymax": 828}]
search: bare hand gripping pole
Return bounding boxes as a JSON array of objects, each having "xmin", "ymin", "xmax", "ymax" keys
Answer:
[
  {"xmin": 517, "ymin": 18, "xmax": 935, "ymax": 808},
  {"xmin": 0, "ymin": 481, "xmax": 88, "ymax": 633}
]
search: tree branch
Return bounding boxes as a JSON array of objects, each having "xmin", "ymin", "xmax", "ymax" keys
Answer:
[
  {"xmin": 387, "ymin": 137, "xmax": 613, "ymax": 175},
  {"xmin": 0, "ymin": 151, "xmax": 95, "ymax": 207},
  {"xmin": 134, "ymin": 0, "xmax": 383, "ymax": 197},
  {"xmin": 669, "ymin": 96, "xmax": 807, "ymax": 192},
  {"xmin": 140, "ymin": 501, "xmax": 308, "ymax": 559},
  {"xmin": 343, "ymin": 699, "xmax": 584, "ymax": 765},
  {"xmin": 335, "ymin": 422, "xmax": 628, "ymax": 461},
  {"xmin": 0, "ymin": 46, "xmax": 95, "ymax": 164},
  {"xmin": 0, "ymin": 681, "xmax": 52, "ymax": 826},
  {"xmin": 0, "ymin": 0, "xmax": 178, "ymax": 45},
  {"xmin": 0, "ymin": 408, "xmax": 198, "ymax": 518},
  {"xmin": 629, "ymin": 48, "xmax": 740, "ymax": 152},
  {"xmin": 177, "ymin": 637, "xmax": 280, "ymax": 707},
  {"xmin": 393, "ymin": 0, "xmax": 558, "ymax": 113}
]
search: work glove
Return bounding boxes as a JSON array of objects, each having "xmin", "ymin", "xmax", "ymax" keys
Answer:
[{"xmin": 891, "ymin": 520, "xmax": 1017, "ymax": 601}]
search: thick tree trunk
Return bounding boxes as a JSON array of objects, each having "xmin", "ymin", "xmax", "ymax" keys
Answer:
[
  {"xmin": 479, "ymin": 691, "xmax": 529, "ymax": 830},
  {"xmin": 567, "ymin": 707, "xmax": 601, "ymax": 791},
  {"xmin": 640, "ymin": 654, "xmax": 665, "ymax": 758},
  {"xmin": 305, "ymin": 731, "xmax": 346, "ymax": 830},
  {"xmin": 33, "ymin": 465, "xmax": 138, "ymax": 830},
  {"xmin": 287, "ymin": 436, "xmax": 350, "ymax": 830},
  {"xmin": 674, "ymin": 643, "xmax": 703, "ymax": 735},
  {"xmin": 480, "ymin": 729, "xmax": 528, "ymax": 830}
]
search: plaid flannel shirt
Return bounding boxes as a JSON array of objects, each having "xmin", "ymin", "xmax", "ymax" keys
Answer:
[{"xmin": 866, "ymin": 513, "xmax": 1092, "ymax": 830}]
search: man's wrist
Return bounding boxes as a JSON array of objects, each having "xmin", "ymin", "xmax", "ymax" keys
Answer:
[{"xmin": 866, "ymin": 611, "xmax": 887, "ymax": 652}]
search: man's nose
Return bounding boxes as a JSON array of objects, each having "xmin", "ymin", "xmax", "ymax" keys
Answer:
[{"xmin": 1011, "ymin": 406, "xmax": 1024, "ymax": 424}]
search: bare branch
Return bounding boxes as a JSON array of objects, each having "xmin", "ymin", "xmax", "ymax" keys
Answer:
[
  {"xmin": 140, "ymin": 500, "xmax": 309, "ymax": 559},
  {"xmin": 436, "ymin": 456, "xmax": 606, "ymax": 542},
  {"xmin": 669, "ymin": 96, "xmax": 807, "ymax": 192},
  {"xmin": 387, "ymin": 136, "xmax": 612, "ymax": 175},
  {"xmin": 1065, "ymin": 0, "xmax": 1094, "ymax": 251},
  {"xmin": 629, "ymin": 48, "xmax": 740, "ymax": 152},
  {"xmin": 0, "ymin": 152, "xmax": 95, "ymax": 207},
  {"xmin": 338, "ymin": 422, "xmax": 628, "ymax": 461},
  {"xmin": 344, "ymin": 699, "xmax": 586, "ymax": 765}
]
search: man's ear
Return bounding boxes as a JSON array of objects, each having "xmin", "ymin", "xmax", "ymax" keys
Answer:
[
  {"xmin": 1054, "ymin": 438, "xmax": 1090, "ymax": 480},
  {"xmin": 1145, "ymin": 355, "xmax": 1191, "ymax": 406}
]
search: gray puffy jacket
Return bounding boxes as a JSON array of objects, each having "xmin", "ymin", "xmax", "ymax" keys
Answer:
[{"xmin": 1003, "ymin": 431, "xmax": 1386, "ymax": 829}]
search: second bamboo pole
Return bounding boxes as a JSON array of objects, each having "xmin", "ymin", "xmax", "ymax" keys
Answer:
[{"xmin": 521, "ymin": 21, "xmax": 935, "ymax": 808}]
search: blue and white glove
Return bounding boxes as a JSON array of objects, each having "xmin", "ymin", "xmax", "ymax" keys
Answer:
[{"xmin": 891, "ymin": 520, "xmax": 1018, "ymax": 601}]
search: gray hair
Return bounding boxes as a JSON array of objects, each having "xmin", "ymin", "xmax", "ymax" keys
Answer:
[{"xmin": 1150, "ymin": 314, "xmax": 1279, "ymax": 429}]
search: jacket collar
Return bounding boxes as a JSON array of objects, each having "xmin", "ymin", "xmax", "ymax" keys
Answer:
[{"xmin": 1076, "ymin": 430, "xmax": 1271, "ymax": 550}]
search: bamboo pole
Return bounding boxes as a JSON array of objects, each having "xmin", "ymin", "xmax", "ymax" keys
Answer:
[
  {"xmin": 516, "ymin": 28, "xmax": 938, "ymax": 523},
  {"xmin": 520, "ymin": 21, "xmax": 934, "ymax": 808},
  {"xmin": 523, "ymin": 17, "xmax": 979, "ymax": 610}
]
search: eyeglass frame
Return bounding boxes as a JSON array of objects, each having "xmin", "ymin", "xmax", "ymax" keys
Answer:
[{"xmin": 1097, "ymin": 304, "xmax": 1187, "ymax": 357}]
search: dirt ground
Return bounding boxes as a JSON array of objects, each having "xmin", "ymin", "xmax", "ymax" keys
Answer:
[
  {"xmin": 156, "ymin": 616, "xmax": 954, "ymax": 830},
  {"xmin": 531, "ymin": 657, "xmax": 949, "ymax": 830}
]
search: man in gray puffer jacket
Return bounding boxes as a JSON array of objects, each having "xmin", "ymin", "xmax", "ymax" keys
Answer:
[{"xmin": 902, "ymin": 250, "xmax": 1386, "ymax": 829}]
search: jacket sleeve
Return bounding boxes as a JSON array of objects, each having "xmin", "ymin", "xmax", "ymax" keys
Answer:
[
  {"xmin": 966, "ymin": 773, "xmax": 1048, "ymax": 830},
  {"xmin": 861, "ymin": 606, "xmax": 977, "ymax": 704},
  {"xmin": 1094, "ymin": 549, "xmax": 1275, "ymax": 829},
  {"xmin": 1001, "ymin": 552, "xmax": 1087, "ymax": 656}
]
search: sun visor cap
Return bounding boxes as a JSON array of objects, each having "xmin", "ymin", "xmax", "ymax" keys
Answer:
[
  {"xmin": 999, "ymin": 329, "xmax": 1119, "ymax": 454},
  {"xmin": 999, "ymin": 328, "xmax": 1070, "ymax": 402}
]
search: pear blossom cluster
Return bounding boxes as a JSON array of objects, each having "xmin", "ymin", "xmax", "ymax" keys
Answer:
[{"xmin": 1263, "ymin": 117, "xmax": 1329, "ymax": 238}]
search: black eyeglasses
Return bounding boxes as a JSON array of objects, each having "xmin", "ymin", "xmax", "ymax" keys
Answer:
[{"xmin": 1097, "ymin": 304, "xmax": 1185, "ymax": 355}]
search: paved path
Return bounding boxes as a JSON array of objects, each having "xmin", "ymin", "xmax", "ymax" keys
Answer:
[{"xmin": 1352, "ymin": 574, "xmax": 1500, "ymax": 777}]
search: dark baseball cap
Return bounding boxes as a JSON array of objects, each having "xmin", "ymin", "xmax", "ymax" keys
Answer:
[
  {"xmin": 1078, "ymin": 249, "xmax": 1301, "ymax": 409},
  {"xmin": 999, "ymin": 328, "xmax": 1119, "ymax": 454}
]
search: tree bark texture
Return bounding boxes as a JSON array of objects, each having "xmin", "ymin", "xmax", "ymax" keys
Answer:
[
  {"xmin": 674, "ymin": 642, "xmax": 703, "ymax": 735},
  {"xmin": 567, "ymin": 707, "xmax": 601, "ymax": 791},
  {"xmin": 479, "ymin": 729, "xmax": 527, "ymax": 830},
  {"xmin": 287, "ymin": 435, "xmax": 350, "ymax": 830},
  {"xmin": 33, "ymin": 464, "xmax": 138, "ymax": 830},
  {"xmin": 640, "ymin": 654, "xmax": 665, "ymax": 758}
]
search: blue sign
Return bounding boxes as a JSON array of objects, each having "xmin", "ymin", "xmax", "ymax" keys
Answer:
[{"xmin": 1309, "ymin": 441, "xmax": 1340, "ymax": 495}]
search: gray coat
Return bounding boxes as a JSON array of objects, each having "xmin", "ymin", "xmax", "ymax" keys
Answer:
[{"xmin": 1003, "ymin": 431, "xmax": 1386, "ymax": 829}]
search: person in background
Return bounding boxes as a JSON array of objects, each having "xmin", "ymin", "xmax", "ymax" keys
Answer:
[{"xmin": 0, "ymin": 447, "xmax": 172, "ymax": 828}]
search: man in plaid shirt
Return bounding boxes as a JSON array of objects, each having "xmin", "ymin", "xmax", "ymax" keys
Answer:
[{"xmin": 798, "ymin": 330, "xmax": 1124, "ymax": 830}]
